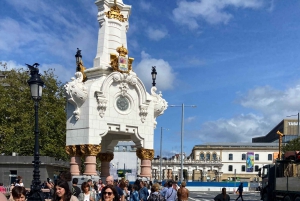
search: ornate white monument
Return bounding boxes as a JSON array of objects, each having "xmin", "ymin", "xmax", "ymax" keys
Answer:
[{"xmin": 64, "ymin": 0, "xmax": 167, "ymax": 179}]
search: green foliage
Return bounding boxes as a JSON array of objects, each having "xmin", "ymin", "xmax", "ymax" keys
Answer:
[
  {"xmin": 282, "ymin": 137, "xmax": 300, "ymax": 153},
  {"xmin": 0, "ymin": 66, "xmax": 67, "ymax": 160}
]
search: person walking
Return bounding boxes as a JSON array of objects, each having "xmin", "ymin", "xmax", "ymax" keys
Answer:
[
  {"xmin": 138, "ymin": 181, "xmax": 148, "ymax": 201},
  {"xmin": 214, "ymin": 188, "xmax": 230, "ymax": 201},
  {"xmin": 148, "ymin": 183, "xmax": 164, "ymax": 201},
  {"xmin": 235, "ymin": 183, "xmax": 244, "ymax": 201},
  {"xmin": 72, "ymin": 178, "xmax": 81, "ymax": 198},
  {"xmin": 177, "ymin": 182, "xmax": 189, "ymax": 201},
  {"xmin": 78, "ymin": 182, "xmax": 95, "ymax": 201},
  {"xmin": 130, "ymin": 185, "xmax": 139, "ymax": 201},
  {"xmin": 53, "ymin": 180, "xmax": 79, "ymax": 201},
  {"xmin": 164, "ymin": 181, "xmax": 177, "ymax": 201}
]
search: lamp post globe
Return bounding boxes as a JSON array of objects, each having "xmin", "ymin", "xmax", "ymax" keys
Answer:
[
  {"xmin": 26, "ymin": 63, "xmax": 44, "ymax": 201},
  {"xmin": 27, "ymin": 63, "xmax": 44, "ymax": 100},
  {"xmin": 151, "ymin": 66, "xmax": 157, "ymax": 87}
]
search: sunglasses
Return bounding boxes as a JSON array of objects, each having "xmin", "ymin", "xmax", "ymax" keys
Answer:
[{"xmin": 104, "ymin": 192, "xmax": 113, "ymax": 196}]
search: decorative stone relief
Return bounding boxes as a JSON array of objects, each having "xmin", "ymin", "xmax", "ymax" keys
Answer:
[
  {"xmin": 65, "ymin": 145, "xmax": 82, "ymax": 157},
  {"xmin": 95, "ymin": 91, "xmax": 108, "ymax": 118},
  {"xmin": 112, "ymin": 73, "xmax": 137, "ymax": 86},
  {"xmin": 151, "ymin": 86, "xmax": 168, "ymax": 118},
  {"xmin": 119, "ymin": 82, "xmax": 129, "ymax": 96},
  {"xmin": 136, "ymin": 148, "xmax": 154, "ymax": 160},
  {"xmin": 80, "ymin": 144, "xmax": 101, "ymax": 156},
  {"xmin": 139, "ymin": 105, "xmax": 148, "ymax": 123},
  {"xmin": 64, "ymin": 72, "xmax": 88, "ymax": 120},
  {"xmin": 97, "ymin": 152, "xmax": 114, "ymax": 162}
]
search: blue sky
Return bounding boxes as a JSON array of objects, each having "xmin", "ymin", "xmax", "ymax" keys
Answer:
[{"xmin": 1, "ymin": 0, "xmax": 300, "ymax": 157}]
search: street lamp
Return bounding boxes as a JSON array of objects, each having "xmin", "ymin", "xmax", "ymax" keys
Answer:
[
  {"xmin": 151, "ymin": 66, "xmax": 157, "ymax": 87},
  {"xmin": 286, "ymin": 112, "xmax": 300, "ymax": 137},
  {"xmin": 169, "ymin": 104, "xmax": 196, "ymax": 182},
  {"xmin": 26, "ymin": 63, "xmax": 44, "ymax": 201},
  {"xmin": 160, "ymin": 127, "xmax": 169, "ymax": 182}
]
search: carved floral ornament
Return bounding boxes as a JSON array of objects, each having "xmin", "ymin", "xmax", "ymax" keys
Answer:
[
  {"xmin": 65, "ymin": 144, "xmax": 101, "ymax": 157},
  {"xmin": 95, "ymin": 91, "xmax": 108, "ymax": 118},
  {"xmin": 64, "ymin": 72, "xmax": 88, "ymax": 121},
  {"xmin": 136, "ymin": 148, "xmax": 154, "ymax": 160},
  {"xmin": 65, "ymin": 145, "xmax": 82, "ymax": 157},
  {"xmin": 80, "ymin": 144, "xmax": 101, "ymax": 156},
  {"xmin": 151, "ymin": 86, "xmax": 168, "ymax": 118},
  {"xmin": 97, "ymin": 152, "xmax": 114, "ymax": 162},
  {"xmin": 105, "ymin": 0, "xmax": 127, "ymax": 23}
]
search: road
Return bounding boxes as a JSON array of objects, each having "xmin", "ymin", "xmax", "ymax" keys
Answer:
[{"xmin": 189, "ymin": 191, "xmax": 261, "ymax": 201}]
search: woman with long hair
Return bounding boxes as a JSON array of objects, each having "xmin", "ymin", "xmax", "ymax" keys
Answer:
[
  {"xmin": 101, "ymin": 185, "xmax": 118, "ymax": 201},
  {"xmin": 53, "ymin": 180, "xmax": 78, "ymax": 201},
  {"xmin": 78, "ymin": 182, "xmax": 95, "ymax": 201}
]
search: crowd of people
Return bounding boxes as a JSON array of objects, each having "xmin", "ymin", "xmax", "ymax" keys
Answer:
[{"xmin": 3, "ymin": 172, "xmax": 244, "ymax": 201}]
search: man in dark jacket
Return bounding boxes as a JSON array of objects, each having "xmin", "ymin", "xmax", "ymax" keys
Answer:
[
  {"xmin": 235, "ymin": 183, "xmax": 244, "ymax": 201},
  {"xmin": 72, "ymin": 178, "xmax": 81, "ymax": 197}
]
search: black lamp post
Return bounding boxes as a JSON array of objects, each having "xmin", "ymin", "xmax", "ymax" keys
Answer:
[
  {"xmin": 26, "ymin": 63, "xmax": 44, "ymax": 201},
  {"xmin": 151, "ymin": 66, "xmax": 157, "ymax": 87}
]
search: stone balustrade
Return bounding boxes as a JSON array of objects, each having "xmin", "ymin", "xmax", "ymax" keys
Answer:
[{"xmin": 151, "ymin": 159, "xmax": 222, "ymax": 164}]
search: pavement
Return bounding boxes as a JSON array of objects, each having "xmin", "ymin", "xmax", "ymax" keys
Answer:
[{"xmin": 189, "ymin": 191, "xmax": 261, "ymax": 201}]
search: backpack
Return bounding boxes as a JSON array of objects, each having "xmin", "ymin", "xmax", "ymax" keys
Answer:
[{"xmin": 149, "ymin": 193, "xmax": 165, "ymax": 201}]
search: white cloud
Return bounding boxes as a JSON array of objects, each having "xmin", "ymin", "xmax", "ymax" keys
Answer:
[
  {"xmin": 134, "ymin": 51, "xmax": 176, "ymax": 91},
  {"xmin": 191, "ymin": 83, "xmax": 300, "ymax": 143},
  {"xmin": 146, "ymin": 27, "xmax": 168, "ymax": 41},
  {"xmin": 172, "ymin": 0, "xmax": 264, "ymax": 29},
  {"xmin": 1, "ymin": 60, "xmax": 26, "ymax": 70},
  {"xmin": 0, "ymin": 1, "xmax": 97, "ymax": 67},
  {"xmin": 1, "ymin": 60, "xmax": 73, "ymax": 83},
  {"xmin": 139, "ymin": 1, "xmax": 151, "ymax": 10}
]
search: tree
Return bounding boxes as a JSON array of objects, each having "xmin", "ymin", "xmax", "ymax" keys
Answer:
[
  {"xmin": 282, "ymin": 137, "xmax": 300, "ymax": 153},
  {"xmin": 0, "ymin": 66, "xmax": 68, "ymax": 160}
]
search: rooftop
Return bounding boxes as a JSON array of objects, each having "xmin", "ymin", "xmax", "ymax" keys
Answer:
[{"xmin": 194, "ymin": 142, "xmax": 278, "ymax": 148}]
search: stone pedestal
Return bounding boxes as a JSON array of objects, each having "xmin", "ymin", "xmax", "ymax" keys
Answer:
[
  {"xmin": 80, "ymin": 144, "xmax": 101, "ymax": 175},
  {"xmin": 70, "ymin": 156, "xmax": 82, "ymax": 175},
  {"xmin": 98, "ymin": 152, "xmax": 114, "ymax": 179},
  {"xmin": 136, "ymin": 148, "xmax": 154, "ymax": 178},
  {"xmin": 65, "ymin": 145, "xmax": 82, "ymax": 176}
]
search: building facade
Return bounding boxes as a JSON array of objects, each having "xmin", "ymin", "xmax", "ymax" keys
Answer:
[
  {"xmin": 252, "ymin": 119, "xmax": 299, "ymax": 143},
  {"xmin": 151, "ymin": 143, "xmax": 278, "ymax": 182},
  {"xmin": 0, "ymin": 155, "xmax": 69, "ymax": 187}
]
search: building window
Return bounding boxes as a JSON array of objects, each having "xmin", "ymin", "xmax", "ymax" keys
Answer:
[
  {"xmin": 229, "ymin": 153, "xmax": 233, "ymax": 160},
  {"xmin": 255, "ymin": 165, "xmax": 259, "ymax": 171},
  {"xmin": 242, "ymin": 154, "xmax": 246, "ymax": 160},
  {"xmin": 268, "ymin": 154, "xmax": 272, "ymax": 161},
  {"xmin": 114, "ymin": 146, "xmax": 119, "ymax": 151},
  {"xmin": 212, "ymin": 153, "xmax": 217, "ymax": 161},
  {"xmin": 206, "ymin": 153, "xmax": 211, "ymax": 161},
  {"xmin": 255, "ymin": 154, "xmax": 259, "ymax": 161},
  {"xmin": 200, "ymin": 153, "xmax": 204, "ymax": 160},
  {"xmin": 228, "ymin": 165, "xmax": 233, "ymax": 171},
  {"xmin": 241, "ymin": 165, "xmax": 245, "ymax": 172}
]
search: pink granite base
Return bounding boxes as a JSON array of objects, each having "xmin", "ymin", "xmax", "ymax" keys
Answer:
[
  {"xmin": 70, "ymin": 156, "xmax": 81, "ymax": 176},
  {"xmin": 100, "ymin": 161, "xmax": 110, "ymax": 178},
  {"xmin": 83, "ymin": 155, "xmax": 97, "ymax": 175},
  {"xmin": 139, "ymin": 159, "xmax": 152, "ymax": 178}
]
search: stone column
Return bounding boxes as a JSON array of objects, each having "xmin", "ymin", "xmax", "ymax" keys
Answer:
[
  {"xmin": 66, "ymin": 145, "xmax": 82, "ymax": 176},
  {"xmin": 98, "ymin": 152, "xmax": 114, "ymax": 179},
  {"xmin": 188, "ymin": 171, "xmax": 193, "ymax": 182},
  {"xmin": 80, "ymin": 144, "xmax": 101, "ymax": 175},
  {"xmin": 136, "ymin": 148, "xmax": 154, "ymax": 178},
  {"xmin": 172, "ymin": 171, "xmax": 178, "ymax": 181},
  {"xmin": 202, "ymin": 168, "xmax": 207, "ymax": 182}
]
